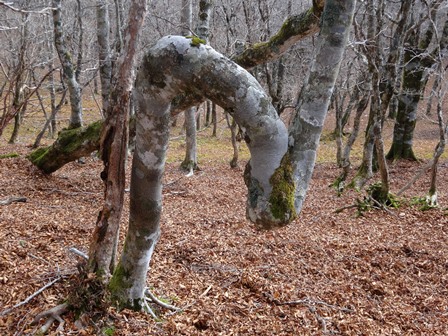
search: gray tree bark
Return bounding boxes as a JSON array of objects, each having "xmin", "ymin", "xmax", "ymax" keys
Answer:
[
  {"xmin": 111, "ymin": 35, "xmax": 289, "ymax": 309},
  {"xmin": 180, "ymin": 0, "xmax": 198, "ymax": 173},
  {"xmin": 97, "ymin": 0, "xmax": 112, "ymax": 114},
  {"xmin": 387, "ymin": 7, "xmax": 448, "ymax": 161},
  {"xmin": 52, "ymin": 0, "xmax": 83, "ymax": 129},
  {"xmin": 111, "ymin": 0, "xmax": 355, "ymax": 310},
  {"xmin": 288, "ymin": 0, "xmax": 356, "ymax": 213}
]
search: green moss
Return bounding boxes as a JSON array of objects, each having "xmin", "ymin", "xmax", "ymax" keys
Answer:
[
  {"xmin": 186, "ymin": 36, "xmax": 206, "ymax": 47},
  {"xmin": 330, "ymin": 175, "xmax": 345, "ymax": 196},
  {"xmin": 102, "ymin": 326, "xmax": 115, "ymax": 336},
  {"xmin": 27, "ymin": 147, "xmax": 50, "ymax": 166},
  {"xmin": 58, "ymin": 120, "xmax": 102, "ymax": 154},
  {"xmin": 0, "ymin": 152, "xmax": 19, "ymax": 159},
  {"xmin": 367, "ymin": 182, "xmax": 399, "ymax": 208},
  {"xmin": 410, "ymin": 196, "xmax": 438, "ymax": 211},
  {"xmin": 269, "ymin": 154, "xmax": 297, "ymax": 221},
  {"xmin": 108, "ymin": 263, "xmax": 131, "ymax": 293},
  {"xmin": 108, "ymin": 263, "xmax": 142, "ymax": 311}
]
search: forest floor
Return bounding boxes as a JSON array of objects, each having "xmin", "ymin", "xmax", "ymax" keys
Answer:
[{"xmin": 0, "ymin": 108, "xmax": 447, "ymax": 335}]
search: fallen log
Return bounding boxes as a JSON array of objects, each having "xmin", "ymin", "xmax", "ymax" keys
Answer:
[{"xmin": 27, "ymin": 121, "xmax": 102, "ymax": 174}]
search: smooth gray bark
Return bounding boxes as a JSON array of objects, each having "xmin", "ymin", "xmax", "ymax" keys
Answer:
[
  {"xmin": 288, "ymin": 0, "xmax": 356, "ymax": 213},
  {"xmin": 97, "ymin": 0, "xmax": 112, "ymax": 114},
  {"xmin": 115, "ymin": 0, "xmax": 355, "ymax": 308},
  {"xmin": 113, "ymin": 36, "xmax": 289, "ymax": 309},
  {"xmin": 180, "ymin": 0, "xmax": 198, "ymax": 172}
]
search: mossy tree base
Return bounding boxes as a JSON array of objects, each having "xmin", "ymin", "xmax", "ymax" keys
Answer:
[
  {"xmin": 27, "ymin": 121, "xmax": 102, "ymax": 174},
  {"xmin": 386, "ymin": 144, "xmax": 418, "ymax": 162},
  {"xmin": 180, "ymin": 159, "xmax": 199, "ymax": 173}
]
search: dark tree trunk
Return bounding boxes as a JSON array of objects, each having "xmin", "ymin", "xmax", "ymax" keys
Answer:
[
  {"xmin": 387, "ymin": 9, "xmax": 448, "ymax": 161},
  {"xmin": 89, "ymin": 0, "xmax": 148, "ymax": 278}
]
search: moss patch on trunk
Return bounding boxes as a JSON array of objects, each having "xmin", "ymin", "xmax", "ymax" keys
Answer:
[{"xmin": 269, "ymin": 153, "xmax": 297, "ymax": 222}]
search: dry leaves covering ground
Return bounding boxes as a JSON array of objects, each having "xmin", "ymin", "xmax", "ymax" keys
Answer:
[{"xmin": 0, "ymin": 118, "xmax": 447, "ymax": 335}]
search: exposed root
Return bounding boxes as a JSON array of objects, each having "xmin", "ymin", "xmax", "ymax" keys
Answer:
[
  {"xmin": 144, "ymin": 288, "xmax": 181, "ymax": 317},
  {"xmin": 335, "ymin": 183, "xmax": 399, "ymax": 216},
  {"xmin": 32, "ymin": 302, "xmax": 69, "ymax": 334}
]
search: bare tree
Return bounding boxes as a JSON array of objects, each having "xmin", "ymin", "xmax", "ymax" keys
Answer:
[
  {"xmin": 350, "ymin": 0, "xmax": 411, "ymax": 190},
  {"xmin": 88, "ymin": 0, "xmax": 148, "ymax": 277},
  {"xmin": 108, "ymin": 0, "xmax": 355, "ymax": 310},
  {"xmin": 387, "ymin": 1, "xmax": 448, "ymax": 161},
  {"xmin": 52, "ymin": 0, "xmax": 83, "ymax": 129},
  {"xmin": 97, "ymin": 0, "xmax": 112, "ymax": 115},
  {"xmin": 179, "ymin": 0, "xmax": 198, "ymax": 173}
]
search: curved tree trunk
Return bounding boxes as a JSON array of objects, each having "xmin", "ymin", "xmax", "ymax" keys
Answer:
[
  {"xmin": 111, "ymin": 36, "xmax": 290, "ymax": 309},
  {"xmin": 111, "ymin": 0, "xmax": 355, "ymax": 310}
]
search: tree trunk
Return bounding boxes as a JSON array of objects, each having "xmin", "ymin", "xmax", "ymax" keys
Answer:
[
  {"xmin": 205, "ymin": 100, "xmax": 211, "ymax": 126},
  {"xmin": 97, "ymin": 0, "xmax": 112, "ymax": 114},
  {"xmin": 387, "ymin": 10, "xmax": 448, "ymax": 161},
  {"xmin": 386, "ymin": 52, "xmax": 423, "ymax": 161},
  {"xmin": 180, "ymin": 106, "xmax": 198, "ymax": 172},
  {"xmin": 110, "ymin": 0, "xmax": 354, "ymax": 309},
  {"xmin": 288, "ymin": 0, "xmax": 356, "ymax": 214},
  {"xmin": 111, "ymin": 36, "xmax": 291, "ymax": 309},
  {"xmin": 337, "ymin": 88, "xmax": 370, "ymax": 186},
  {"xmin": 52, "ymin": 0, "xmax": 83, "ymax": 129},
  {"xmin": 211, "ymin": 102, "xmax": 217, "ymax": 137},
  {"xmin": 88, "ymin": 0, "xmax": 148, "ymax": 277},
  {"xmin": 225, "ymin": 112, "xmax": 239, "ymax": 168},
  {"xmin": 179, "ymin": 0, "xmax": 198, "ymax": 172}
]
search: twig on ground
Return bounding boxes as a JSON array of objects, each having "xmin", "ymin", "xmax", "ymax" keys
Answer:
[
  {"xmin": 397, "ymin": 159, "xmax": 434, "ymax": 196},
  {"xmin": 369, "ymin": 197, "xmax": 397, "ymax": 217},
  {"xmin": 0, "ymin": 277, "xmax": 61, "ymax": 316},
  {"xmin": 68, "ymin": 247, "xmax": 88, "ymax": 260},
  {"xmin": 0, "ymin": 196, "xmax": 27, "ymax": 206},
  {"xmin": 308, "ymin": 305, "xmax": 329, "ymax": 334},
  {"xmin": 167, "ymin": 284, "xmax": 213, "ymax": 316},
  {"xmin": 199, "ymin": 285, "xmax": 213, "ymax": 298},
  {"xmin": 32, "ymin": 302, "xmax": 68, "ymax": 334},
  {"xmin": 269, "ymin": 295, "xmax": 354, "ymax": 313},
  {"xmin": 334, "ymin": 204, "xmax": 357, "ymax": 213}
]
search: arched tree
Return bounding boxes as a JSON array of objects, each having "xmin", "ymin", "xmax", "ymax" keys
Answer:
[{"xmin": 109, "ymin": 0, "xmax": 355, "ymax": 310}]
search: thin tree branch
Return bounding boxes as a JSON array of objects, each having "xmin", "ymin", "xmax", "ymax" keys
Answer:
[
  {"xmin": 0, "ymin": 277, "xmax": 61, "ymax": 316},
  {"xmin": 0, "ymin": 196, "xmax": 26, "ymax": 206},
  {"xmin": 0, "ymin": 1, "xmax": 54, "ymax": 14}
]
